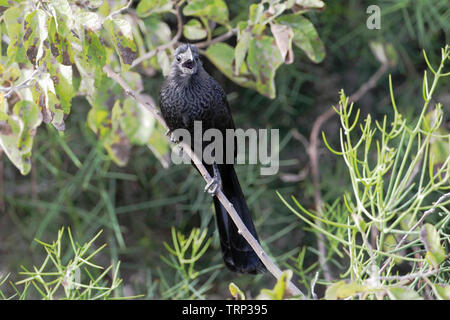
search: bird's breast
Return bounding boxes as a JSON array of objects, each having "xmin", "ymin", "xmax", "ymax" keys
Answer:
[{"xmin": 160, "ymin": 81, "xmax": 218, "ymax": 132}]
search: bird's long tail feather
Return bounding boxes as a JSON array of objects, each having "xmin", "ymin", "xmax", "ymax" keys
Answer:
[{"xmin": 212, "ymin": 164, "xmax": 266, "ymax": 274}]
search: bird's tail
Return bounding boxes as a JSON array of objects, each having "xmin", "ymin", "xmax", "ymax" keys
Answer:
[{"xmin": 212, "ymin": 164, "xmax": 266, "ymax": 274}]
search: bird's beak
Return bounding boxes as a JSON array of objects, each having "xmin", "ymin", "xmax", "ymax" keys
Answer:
[
  {"xmin": 185, "ymin": 47, "xmax": 194, "ymax": 62},
  {"xmin": 182, "ymin": 46, "xmax": 196, "ymax": 71}
]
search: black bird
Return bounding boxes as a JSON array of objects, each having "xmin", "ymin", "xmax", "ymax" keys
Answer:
[{"xmin": 159, "ymin": 43, "xmax": 265, "ymax": 274}]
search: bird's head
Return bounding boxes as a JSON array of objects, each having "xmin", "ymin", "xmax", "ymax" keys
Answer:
[{"xmin": 171, "ymin": 43, "xmax": 201, "ymax": 76}]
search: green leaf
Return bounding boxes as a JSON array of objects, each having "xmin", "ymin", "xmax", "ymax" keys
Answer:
[
  {"xmin": 234, "ymin": 28, "xmax": 251, "ymax": 76},
  {"xmin": 388, "ymin": 287, "xmax": 422, "ymax": 300},
  {"xmin": 420, "ymin": 223, "xmax": 446, "ymax": 267},
  {"xmin": 77, "ymin": 12, "xmax": 103, "ymax": 32},
  {"xmin": 23, "ymin": 10, "xmax": 48, "ymax": 66},
  {"xmin": 142, "ymin": 17, "xmax": 172, "ymax": 72},
  {"xmin": 91, "ymin": 99, "xmax": 131, "ymax": 167},
  {"xmin": 49, "ymin": 0, "xmax": 74, "ymax": 33},
  {"xmin": 82, "ymin": 29, "xmax": 107, "ymax": 76},
  {"xmin": 47, "ymin": 17, "xmax": 75, "ymax": 66},
  {"xmin": 423, "ymin": 111, "xmax": 449, "ymax": 174},
  {"xmin": 183, "ymin": 19, "xmax": 207, "ymax": 41},
  {"xmin": 205, "ymin": 42, "xmax": 257, "ymax": 90},
  {"xmin": 256, "ymin": 270, "xmax": 292, "ymax": 300},
  {"xmin": 119, "ymin": 96, "xmax": 156, "ymax": 145},
  {"xmin": 276, "ymin": 14, "xmax": 325, "ymax": 63},
  {"xmin": 86, "ymin": 71, "xmax": 155, "ymax": 167},
  {"xmin": 0, "ymin": 100, "xmax": 42, "ymax": 175},
  {"xmin": 229, "ymin": 282, "xmax": 245, "ymax": 300},
  {"xmin": 183, "ymin": 0, "xmax": 229, "ymax": 25},
  {"xmin": 432, "ymin": 284, "xmax": 450, "ymax": 300},
  {"xmin": 4, "ymin": 7, "xmax": 28, "ymax": 64},
  {"xmin": 325, "ymin": 281, "xmax": 369, "ymax": 299},
  {"xmin": 136, "ymin": 0, "xmax": 172, "ymax": 17},
  {"xmin": 0, "ymin": 93, "xmax": 7, "ymax": 118},
  {"xmin": 104, "ymin": 18, "xmax": 138, "ymax": 71},
  {"xmin": 147, "ymin": 122, "xmax": 170, "ymax": 168},
  {"xmin": 30, "ymin": 71, "xmax": 65, "ymax": 131},
  {"xmin": 249, "ymin": 3, "xmax": 264, "ymax": 24},
  {"xmin": 157, "ymin": 50, "xmax": 171, "ymax": 77},
  {"xmin": 50, "ymin": 64, "xmax": 75, "ymax": 114},
  {"xmin": 247, "ymin": 36, "xmax": 284, "ymax": 98}
]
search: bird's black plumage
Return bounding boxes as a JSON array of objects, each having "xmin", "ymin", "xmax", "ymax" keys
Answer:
[{"xmin": 159, "ymin": 44, "xmax": 265, "ymax": 274}]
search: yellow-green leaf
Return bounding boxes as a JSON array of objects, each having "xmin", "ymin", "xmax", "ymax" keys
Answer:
[
  {"xmin": 183, "ymin": 19, "xmax": 207, "ymax": 41},
  {"xmin": 183, "ymin": 0, "xmax": 229, "ymax": 25},
  {"xmin": 136, "ymin": 0, "xmax": 172, "ymax": 17},
  {"xmin": 104, "ymin": 18, "xmax": 138, "ymax": 71},
  {"xmin": 388, "ymin": 287, "xmax": 422, "ymax": 300},
  {"xmin": 420, "ymin": 223, "xmax": 446, "ymax": 267},
  {"xmin": 229, "ymin": 282, "xmax": 245, "ymax": 300},
  {"xmin": 325, "ymin": 281, "xmax": 369, "ymax": 300}
]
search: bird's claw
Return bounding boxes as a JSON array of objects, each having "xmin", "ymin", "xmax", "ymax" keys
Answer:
[
  {"xmin": 170, "ymin": 135, "xmax": 179, "ymax": 143},
  {"xmin": 166, "ymin": 130, "xmax": 180, "ymax": 143},
  {"xmin": 204, "ymin": 177, "xmax": 221, "ymax": 196}
]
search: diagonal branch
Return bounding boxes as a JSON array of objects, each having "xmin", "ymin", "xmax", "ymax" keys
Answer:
[{"xmin": 103, "ymin": 64, "xmax": 305, "ymax": 298}]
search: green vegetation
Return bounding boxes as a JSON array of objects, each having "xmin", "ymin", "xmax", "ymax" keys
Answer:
[{"xmin": 0, "ymin": 0, "xmax": 448, "ymax": 300}]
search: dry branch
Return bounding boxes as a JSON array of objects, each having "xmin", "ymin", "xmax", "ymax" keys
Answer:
[{"xmin": 103, "ymin": 64, "xmax": 305, "ymax": 298}]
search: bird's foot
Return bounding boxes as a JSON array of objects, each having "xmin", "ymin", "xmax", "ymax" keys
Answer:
[
  {"xmin": 166, "ymin": 130, "xmax": 180, "ymax": 144},
  {"xmin": 204, "ymin": 164, "xmax": 222, "ymax": 196},
  {"xmin": 204, "ymin": 177, "xmax": 221, "ymax": 196}
]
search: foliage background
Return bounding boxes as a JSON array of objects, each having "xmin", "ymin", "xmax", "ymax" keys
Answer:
[{"xmin": 0, "ymin": 0, "xmax": 448, "ymax": 299}]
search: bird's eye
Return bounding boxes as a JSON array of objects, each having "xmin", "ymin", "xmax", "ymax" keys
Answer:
[
  {"xmin": 195, "ymin": 56, "xmax": 199, "ymax": 61},
  {"xmin": 176, "ymin": 56, "xmax": 181, "ymax": 62}
]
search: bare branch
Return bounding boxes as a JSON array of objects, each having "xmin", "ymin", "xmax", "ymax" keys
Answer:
[
  {"xmin": 131, "ymin": 5, "xmax": 183, "ymax": 69},
  {"xmin": 106, "ymin": 0, "xmax": 133, "ymax": 20},
  {"xmin": 103, "ymin": 64, "xmax": 305, "ymax": 298},
  {"xmin": 195, "ymin": 28, "xmax": 238, "ymax": 48}
]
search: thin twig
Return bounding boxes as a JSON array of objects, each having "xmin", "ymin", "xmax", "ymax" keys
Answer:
[
  {"xmin": 374, "ymin": 268, "xmax": 438, "ymax": 282},
  {"xmin": 0, "ymin": 68, "xmax": 40, "ymax": 98},
  {"xmin": 131, "ymin": 5, "xmax": 183, "ymax": 69},
  {"xmin": 103, "ymin": 64, "xmax": 305, "ymax": 298},
  {"xmin": 195, "ymin": 28, "xmax": 238, "ymax": 48},
  {"xmin": 379, "ymin": 192, "xmax": 450, "ymax": 274},
  {"xmin": 106, "ymin": 0, "xmax": 133, "ymax": 20}
]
